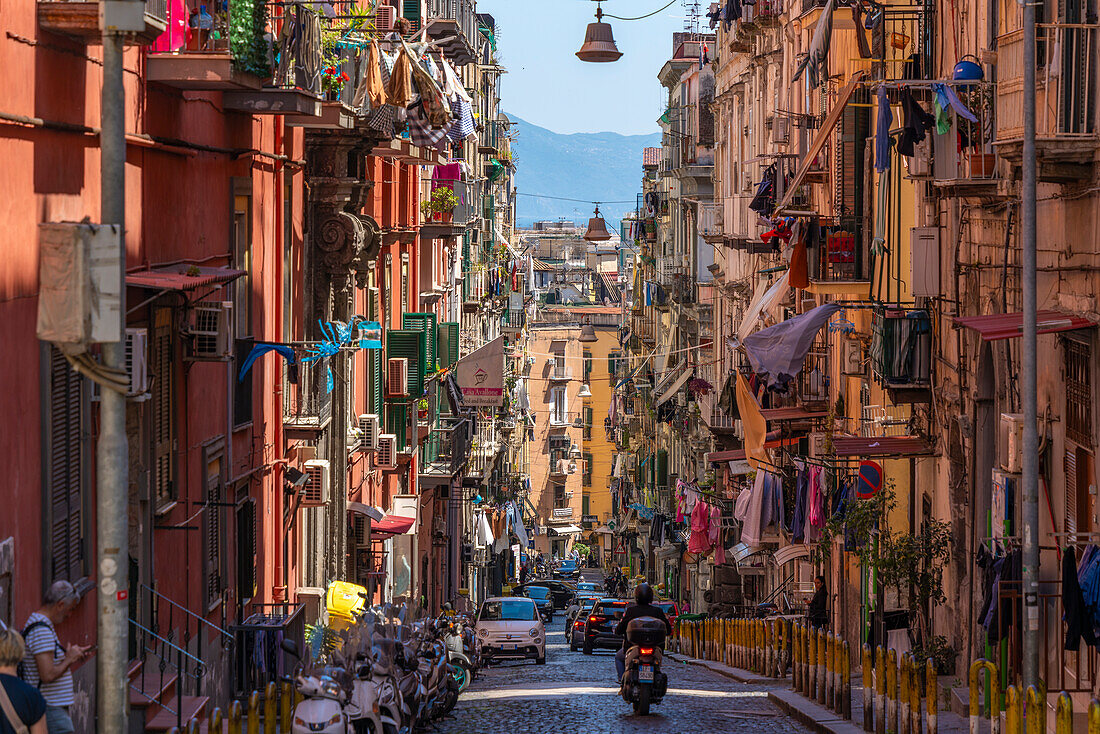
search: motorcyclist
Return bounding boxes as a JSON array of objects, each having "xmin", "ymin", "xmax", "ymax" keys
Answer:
[{"xmin": 613, "ymin": 583, "xmax": 671, "ymax": 683}]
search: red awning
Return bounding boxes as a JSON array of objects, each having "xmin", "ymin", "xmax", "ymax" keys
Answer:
[
  {"xmin": 705, "ymin": 435, "xmax": 803, "ymax": 463},
  {"xmin": 760, "ymin": 407, "xmax": 830, "ymax": 422},
  {"xmin": 954, "ymin": 310, "xmax": 1097, "ymax": 341},
  {"xmin": 127, "ymin": 265, "xmax": 245, "ymax": 291},
  {"xmin": 831, "ymin": 435, "xmax": 934, "ymax": 458},
  {"xmin": 370, "ymin": 514, "xmax": 416, "ymax": 537}
]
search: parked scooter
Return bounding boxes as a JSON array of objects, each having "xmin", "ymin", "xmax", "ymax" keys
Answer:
[{"xmin": 619, "ymin": 617, "xmax": 669, "ymax": 716}]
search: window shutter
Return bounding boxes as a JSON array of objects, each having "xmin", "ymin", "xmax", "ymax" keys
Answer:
[
  {"xmin": 386, "ymin": 401, "xmax": 409, "ymax": 451},
  {"xmin": 387, "ymin": 328, "xmax": 427, "ymax": 398},
  {"xmin": 437, "ymin": 322, "xmax": 459, "ymax": 369},
  {"xmin": 402, "ymin": 0, "xmax": 421, "ymax": 25},
  {"xmin": 205, "ymin": 481, "xmax": 222, "ymax": 607},
  {"xmin": 151, "ymin": 309, "xmax": 174, "ymax": 506},
  {"xmin": 656, "ymin": 449, "xmax": 669, "ymax": 487},
  {"xmin": 368, "ymin": 349, "xmax": 383, "ymax": 417},
  {"xmin": 1066, "ymin": 447, "xmax": 1078, "ymax": 535},
  {"xmin": 402, "ymin": 312, "xmax": 438, "ymax": 375},
  {"xmin": 45, "ymin": 346, "xmax": 86, "ymax": 583}
]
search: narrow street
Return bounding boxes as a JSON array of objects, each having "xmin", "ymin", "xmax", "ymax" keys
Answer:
[{"xmin": 439, "ymin": 615, "xmax": 810, "ymax": 734}]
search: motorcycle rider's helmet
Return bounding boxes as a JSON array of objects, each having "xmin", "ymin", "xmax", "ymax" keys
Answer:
[{"xmin": 635, "ymin": 583, "xmax": 654, "ymax": 606}]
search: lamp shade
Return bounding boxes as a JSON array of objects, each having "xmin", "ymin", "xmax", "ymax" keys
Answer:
[
  {"xmin": 584, "ymin": 206, "xmax": 612, "ymax": 241},
  {"xmin": 578, "ymin": 323, "xmax": 598, "ymax": 342},
  {"xmin": 576, "ymin": 8, "xmax": 623, "ymax": 63},
  {"xmin": 578, "ymin": 383, "xmax": 593, "ymax": 398}
]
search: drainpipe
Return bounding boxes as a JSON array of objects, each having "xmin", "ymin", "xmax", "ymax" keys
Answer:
[{"xmin": 273, "ymin": 118, "xmax": 286, "ymax": 603}]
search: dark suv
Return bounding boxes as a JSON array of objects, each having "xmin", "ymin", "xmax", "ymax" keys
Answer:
[{"xmin": 582, "ymin": 598, "xmax": 631, "ymax": 654}]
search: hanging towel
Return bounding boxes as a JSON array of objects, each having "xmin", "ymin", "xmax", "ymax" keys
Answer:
[
  {"xmin": 742, "ymin": 302, "xmax": 842, "ymax": 386},
  {"xmin": 736, "ymin": 372, "xmax": 769, "ymax": 471},
  {"xmin": 792, "ymin": 466, "xmax": 808, "ymax": 543},
  {"xmin": 688, "ymin": 500, "xmax": 712, "ymax": 553},
  {"xmin": 792, "ymin": 0, "xmax": 836, "ymax": 87},
  {"xmin": 447, "ymin": 98, "xmax": 477, "ymax": 142},
  {"xmin": 386, "ymin": 45, "xmax": 413, "ymax": 107},
  {"xmin": 354, "ymin": 39, "xmax": 387, "ymax": 111},
  {"xmin": 407, "ymin": 103, "xmax": 449, "ymax": 150},
  {"xmin": 152, "ymin": 0, "xmax": 190, "ymax": 52},
  {"xmin": 875, "ymin": 86, "xmax": 893, "ymax": 173},
  {"xmin": 407, "ymin": 43, "xmax": 451, "ymax": 127},
  {"xmin": 739, "ymin": 471, "xmax": 769, "ymax": 545},
  {"xmin": 896, "ymin": 91, "xmax": 935, "ymax": 156}
]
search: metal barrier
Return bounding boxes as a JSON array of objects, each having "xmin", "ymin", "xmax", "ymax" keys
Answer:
[
  {"xmin": 969, "ymin": 659, "xmax": 1001, "ymax": 734},
  {"xmin": 164, "ymin": 681, "xmax": 296, "ymax": 733}
]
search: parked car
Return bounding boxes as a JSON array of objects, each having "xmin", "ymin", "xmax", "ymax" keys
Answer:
[
  {"xmin": 582, "ymin": 598, "xmax": 632, "ymax": 654},
  {"xmin": 568, "ymin": 597, "xmax": 599, "ymax": 651},
  {"xmin": 655, "ymin": 600, "xmax": 681, "ymax": 628},
  {"xmin": 513, "ymin": 580, "xmax": 576, "ymax": 609},
  {"xmin": 524, "ymin": 586, "xmax": 554, "ymax": 622},
  {"xmin": 476, "ymin": 597, "xmax": 546, "ymax": 665},
  {"xmin": 575, "ymin": 581, "xmax": 604, "ymax": 594}
]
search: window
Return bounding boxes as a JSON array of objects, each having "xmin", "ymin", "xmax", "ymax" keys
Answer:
[
  {"xmin": 549, "ymin": 386, "xmax": 566, "ymax": 424},
  {"xmin": 582, "ymin": 452, "xmax": 593, "ymax": 487},
  {"xmin": 553, "ymin": 482, "xmax": 568, "ymax": 509},
  {"xmin": 582, "ymin": 494, "xmax": 590, "ymax": 517},
  {"xmin": 151, "ymin": 308, "xmax": 175, "ymax": 509},
  {"xmin": 400, "ymin": 254, "xmax": 409, "ymax": 316},
  {"xmin": 233, "ymin": 186, "xmax": 253, "ymax": 427},
  {"xmin": 236, "ymin": 498, "xmax": 257, "ymax": 605},
  {"xmin": 42, "ymin": 345, "xmax": 89, "ymax": 586},
  {"xmin": 1066, "ymin": 338, "xmax": 1092, "ymax": 445},
  {"xmin": 583, "ymin": 349, "xmax": 593, "ymax": 383},
  {"xmin": 608, "ymin": 351, "xmax": 621, "ymax": 379},
  {"xmin": 203, "ymin": 442, "xmax": 226, "ymax": 610},
  {"xmin": 583, "ymin": 406, "xmax": 593, "ymax": 441}
]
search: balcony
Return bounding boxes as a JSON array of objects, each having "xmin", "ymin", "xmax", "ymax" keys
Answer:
[
  {"xmin": 38, "ymin": 0, "xmax": 166, "ymax": 44},
  {"xmin": 146, "ymin": 1, "xmax": 269, "ymax": 91},
  {"xmin": 699, "ymin": 202, "xmax": 724, "ymax": 243},
  {"xmin": 282, "ymin": 361, "xmax": 332, "ymax": 439},
  {"xmin": 420, "ymin": 178, "xmax": 477, "ymax": 238},
  {"xmin": 479, "ymin": 119, "xmax": 506, "ymax": 155},
  {"xmin": 501, "ymin": 308, "xmax": 526, "ymax": 333},
  {"xmin": 930, "ymin": 83, "xmax": 1005, "ymax": 195},
  {"xmin": 995, "ymin": 23, "xmax": 1098, "ymax": 179},
  {"xmin": 546, "ymin": 365, "xmax": 573, "ymax": 382},
  {"xmin": 223, "ymin": 3, "xmax": 323, "ymax": 116},
  {"xmin": 860, "ymin": 404, "xmax": 912, "ymax": 438},
  {"xmin": 419, "ymin": 417, "xmax": 471, "ymax": 486},
  {"xmin": 548, "ymin": 449, "xmax": 577, "ymax": 477},
  {"xmin": 425, "ymin": 0, "xmax": 479, "ymax": 66},
  {"xmin": 870, "ymin": 308, "xmax": 932, "ymax": 403},
  {"xmin": 548, "ymin": 411, "xmax": 580, "ymax": 430},
  {"xmin": 806, "ymin": 216, "xmax": 871, "ymax": 297}
]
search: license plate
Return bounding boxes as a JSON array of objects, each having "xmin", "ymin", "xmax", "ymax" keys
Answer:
[
  {"xmin": 639, "ymin": 664, "xmax": 653, "ymax": 682},
  {"xmin": 504, "ymin": 644, "xmax": 516, "ymax": 650}
]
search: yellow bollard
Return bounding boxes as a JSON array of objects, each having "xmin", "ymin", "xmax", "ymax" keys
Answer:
[
  {"xmin": 886, "ymin": 648, "xmax": 898, "ymax": 734},
  {"xmin": 1055, "ymin": 692, "xmax": 1073, "ymax": 734},
  {"xmin": 247, "ymin": 690, "xmax": 261, "ymax": 734},
  {"xmin": 816, "ymin": 628, "xmax": 826, "ymax": 706},
  {"xmin": 808, "ymin": 626, "xmax": 818, "ymax": 700},
  {"xmin": 1089, "ymin": 699, "xmax": 1100, "ymax": 734},
  {"xmin": 1006, "ymin": 686, "xmax": 1022, "ymax": 734},
  {"xmin": 281, "ymin": 680, "xmax": 294, "ymax": 732},
  {"xmin": 833, "ymin": 635, "xmax": 843, "ymax": 715},
  {"xmin": 926, "ymin": 658, "xmax": 938, "ymax": 734},
  {"xmin": 264, "ymin": 681, "xmax": 277, "ymax": 734},
  {"xmin": 968, "ymin": 659, "xmax": 1000, "ymax": 734},
  {"xmin": 899, "ymin": 653, "xmax": 911, "ymax": 734},
  {"xmin": 863, "ymin": 644, "xmax": 874, "ymax": 732},
  {"xmin": 826, "ymin": 633, "xmax": 836, "ymax": 711},
  {"xmin": 908, "ymin": 654, "xmax": 920, "ymax": 734},
  {"xmin": 228, "ymin": 700, "xmax": 243, "ymax": 734},
  {"xmin": 875, "ymin": 647, "xmax": 886, "ymax": 734},
  {"xmin": 187, "ymin": 720, "xmax": 200, "ymax": 734},
  {"xmin": 1025, "ymin": 684, "xmax": 1045, "ymax": 734},
  {"xmin": 210, "ymin": 709, "xmax": 223, "ymax": 734},
  {"xmin": 843, "ymin": 641, "xmax": 853, "ymax": 721}
]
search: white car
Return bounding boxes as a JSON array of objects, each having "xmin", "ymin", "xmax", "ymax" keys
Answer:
[{"xmin": 476, "ymin": 597, "xmax": 546, "ymax": 665}]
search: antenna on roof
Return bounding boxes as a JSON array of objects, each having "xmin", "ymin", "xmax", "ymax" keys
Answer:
[{"xmin": 682, "ymin": 0, "xmax": 701, "ymax": 34}]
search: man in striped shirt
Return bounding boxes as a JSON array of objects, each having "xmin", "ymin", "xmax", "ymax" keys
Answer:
[{"xmin": 21, "ymin": 582, "xmax": 90, "ymax": 734}]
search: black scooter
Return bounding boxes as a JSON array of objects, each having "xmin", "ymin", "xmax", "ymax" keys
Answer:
[{"xmin": 619, "ymin": 617, "xmax": 669, "ymax": 716}]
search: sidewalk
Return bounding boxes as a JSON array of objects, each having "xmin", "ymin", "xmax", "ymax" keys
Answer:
[{"xmin": 667, "ymin": 652, "xmax": 970, "ymax": 734}]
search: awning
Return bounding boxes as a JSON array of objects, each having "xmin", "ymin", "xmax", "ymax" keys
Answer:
[
  {"xmin": 600, "ymin": 272, "xmax": 621, "ymax": 302},
  {"xmin": 760, "ymin": 407, "xmax": 830, "ymax": 422},
  {"xmin": 655, "ymin": 368, "xmax": 692, "ymax": 407},
  {"xmin": 705, "ymin": 435, "xmax": 803, "ymax": 463},
  {"xmin": 729, "ymin": 542, "xmax": 764, "ymax": 565},
  {"xmin": 593, "ymin": 525, "xmax": 614, "ymax": 535},
  {"xmin": 612, "ymin": 454, "xmax": 625, "ymax": 478},
  {"xmin": 774, "ymin": 71, "xmax": 867, "ymax": 214},
  {"xmin": 954, "ymin": 310, "xmax": 1098, "ymax": 341},
  {"xmin": 831, "ymin": 435, "xmax": 934, "ymax": 458},
  {"xmin": 548, "ymin": 524, "xmax": 583, "ymax": 535},
  {"xmin": 772, "ymin": 545, "xmax": 811, "ymax": 566},
  {"xmin": 370, "ymin": 514, "xmax": 417, "ymax": 536},
  {"xmin": 347, "ymin": 502, "xmax": 385, "ymax": 521},
  {"xmin": 126, "ymin": 265, "xmax": 246, "ymax": 291}
]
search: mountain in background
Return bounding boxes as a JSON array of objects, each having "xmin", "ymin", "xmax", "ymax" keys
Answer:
[{"xmin": 507, "ymin": 114, "xmax": 660, "ymax": 230}]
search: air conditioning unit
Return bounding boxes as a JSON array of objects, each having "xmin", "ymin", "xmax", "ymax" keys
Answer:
[
  {"xmin": 185, "ymin": 302, "xmax": 232, "ymax": 361},
  {"xmin": 771, "ymin": 116, "xmax": 789, "ymax": 143},
  {"xmin": 353, "ymin": 514, "xmax": 371, "ymax": 548},
  {"xmin": 376, "ymin": 434, "xmax": 397, "ymax": 469},
  {"xmin": 473, "ymin": 547, "xmax": 489, "ymax": 565},
  {"xmin": 300, "ymin": 459, "xmax": 330, "ymax": 507},
  {"xmin": 907, "ymin": 137, "xmax": 932, "ymax": 178},
  {"xmin": 358, "ymin": 414, "xmax": 380, "ymax": 452},
  {"xmin": 374, "ymin": 3, "xmax": 396, "ymax": 31},
  {"xmin": 124, "ymin": 328, "xmax": 150, "ymax": 399},
  {"xmin": 999, "ymin": 413, "xmax": 1025, "ymax": 474},
  {"xmin": 841, "ymin": 338, "xmax": 864, "ymax": 376},
  {"xmin": 810, "ymin": 432, "xmax": 828, "ymax": 457},
  {"xmin": 386, "ymin": 358, "xmax": 408, "ymax": 396}
]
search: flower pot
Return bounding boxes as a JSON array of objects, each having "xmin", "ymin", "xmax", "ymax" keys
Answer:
[
  {"xmin": 433, "ymin": 211, "xmax": 442, "ymax": 222},
  {"xmin": 418, "ymin": 409, "xmax": 429, "ymax": 421},
  {"xmin": 441, "ymin": 210, "xmax": 453, "ymax": 224},
  {"xmin": 970, "ymin": 153, "xmax": 997, "ymax": 177}
]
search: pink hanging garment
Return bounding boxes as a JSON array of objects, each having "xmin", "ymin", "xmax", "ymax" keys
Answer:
[
  {"xmin": 714, "ymin": 522, "xmax": 726, "ymax": 565},
  {"xmin": 675, "ymin": 480, "xmax": 686, "ymax": 523},
  {"xmin": 708, "ymin": 504, "xmax": 722, "ymax": 561},
  {"xmin": 805, "ymin": 466, "xmax": 825, "ymax": 542},
  {"xmin": 688, "ymin": 500, "xmax": 711, "ymax": 553},
  {"xmin": 152, "ymin": 0, "xmax": 190, "ymax": 53}
]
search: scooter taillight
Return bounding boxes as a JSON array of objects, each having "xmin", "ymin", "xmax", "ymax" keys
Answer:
[
  {"xmin": 588, "ymin": 615, "xmax": 606, "ymax": 623},
  {"xmin": 574, "ymin": 620, "xmax": 584, "ymax": 628},
  {"xmin": 640, "ymin": 647, "xmax": 654, "ymax": 656}
]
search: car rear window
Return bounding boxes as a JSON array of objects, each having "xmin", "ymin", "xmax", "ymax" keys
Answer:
[
  {"xmin": 595, "ymin": 600, "xmax": 630, "ymax": 619},
  {"xmin": 526, "ymin": 587, "xmax": 550, "ymax": 599},
  {"xmin": 479, "ymin": 600, "xmax": 538, "ymax": 622},
  {"xmin": 655, "ymin": 602, "xmax": 677, "ymax": 614}
]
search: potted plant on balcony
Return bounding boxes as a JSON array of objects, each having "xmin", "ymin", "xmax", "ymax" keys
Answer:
[
  {"xmin": 416, "ymin": 397, "xmax": 429, "ymax": 422},
  {"xmin": 421, "ymin": 186, "xmax": 459, "ymax": 223}
]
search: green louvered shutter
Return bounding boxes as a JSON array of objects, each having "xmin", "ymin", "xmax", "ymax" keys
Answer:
[
  {"xmin": 402, "ymin": 0, "xmax": 421, "ymax": 26},
  {"xmin": 387, "ymin": 329, "xmax": 426, "ymax": 398},
  {"xmin": 402, "ymin": 313, "xmax": 437, "ymax": 374},
  {"xmin": 437, "ymin": 322, "xmax": 459, "ymax": 369},
  {"xmin": 656, "ymin": 449, "xmax": 668, "ymax": 488}
]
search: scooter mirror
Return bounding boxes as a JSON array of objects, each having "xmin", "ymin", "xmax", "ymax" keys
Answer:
[{"xmin": 280, "ymin": 638, "xmax": 301, "ymax": 659}]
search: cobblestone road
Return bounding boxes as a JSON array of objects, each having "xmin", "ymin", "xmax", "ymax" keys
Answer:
[{"xmin": 437, "ymin": 614, "xmax": 811, "ymax": 734}]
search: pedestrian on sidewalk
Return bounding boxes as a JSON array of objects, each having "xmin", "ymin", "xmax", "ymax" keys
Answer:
[
  {"xmin": 0, "ymin": 626, "xmax": 47, "ymax": 734},
  {"xmin": 20, "ymin": 581, "xmax": 90, "ymax": 734},
  {"xmin": 807, "ymin": 575, "xmax": 829, "ymax": 629}
]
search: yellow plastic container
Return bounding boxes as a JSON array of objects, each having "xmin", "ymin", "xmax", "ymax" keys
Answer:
[{"xmin": 326, "ymin": 581, "xmax": 368, "ymax": 631}]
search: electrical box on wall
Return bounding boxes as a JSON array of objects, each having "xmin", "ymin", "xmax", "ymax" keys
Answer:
[{"xmin": 37, "ymin": 222, "xmax": 122, "ymax": 351}]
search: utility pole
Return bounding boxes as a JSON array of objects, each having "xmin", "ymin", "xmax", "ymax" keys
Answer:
[
  {"xmin": 97, "ymin": 6, "xmax": 129, "ymax": 733},
  {"xmin": 1020, "ymin": 0, "xmax": 1040, "ymax": 690}
]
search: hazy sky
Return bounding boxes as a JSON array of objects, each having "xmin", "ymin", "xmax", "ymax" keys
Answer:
[{"xmin": 474, "ymin": 0, "xmax": 688, "ymax": 136}]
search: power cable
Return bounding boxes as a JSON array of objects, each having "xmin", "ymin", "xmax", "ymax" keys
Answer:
[
  {"xmin": 515, "ymin": 192, "xmax": 636, "ymax": 205},
  {"xmin": 600, "ymin": 0, "xmax": 680, "ymax": 21}
]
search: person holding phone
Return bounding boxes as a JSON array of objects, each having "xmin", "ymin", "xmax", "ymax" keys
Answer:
[{"xmin": 20, "ymin": 582, "xmax": 90, "ymax": 734}]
